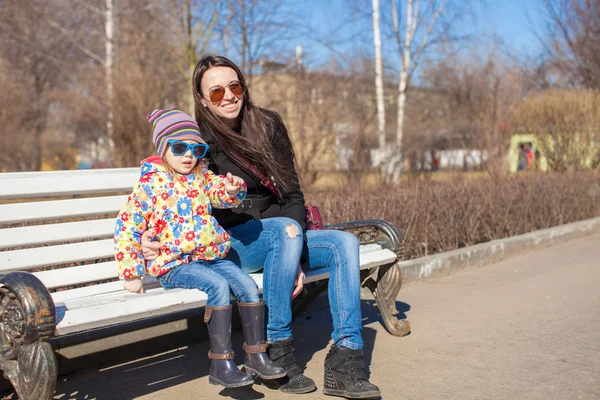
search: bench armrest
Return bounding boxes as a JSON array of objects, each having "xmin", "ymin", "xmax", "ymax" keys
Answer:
[{"xmin": 324, "ymin": 219, "xmax": 405, "ymax": 256}]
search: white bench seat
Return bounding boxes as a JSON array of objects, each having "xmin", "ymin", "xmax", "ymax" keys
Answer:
[{"xmin": 51, "ymin": 244, "xmax": 397, "ymax": 335}]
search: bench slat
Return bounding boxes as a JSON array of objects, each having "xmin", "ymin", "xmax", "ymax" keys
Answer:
[
  {"xmin": 0, "ymin": 196, "xmax": 127, "ymax": 225},
  {"xmin": 1, "ymin": 219, "xmax": 115, "ymax": 250},
  {"xmin": 54, "ymin": 273, "xmax": 264, "ymax": 335},
  {"xmin": 33, "ymin": 261, "xmax": 117, "ymax": 290},
  {"xmin": 0, "ymin": 239, "xmax": 113, "ymax": 271},
  {"xmin": 304, "ymin": 247, "xmax": 397, "ymax": 283},
  {"xmin": 31, "ymin": 245, "xmax": 396, "ymax": 291},
  {"xmin": 51, "ymin": 247, "xmax": 397, "ymax": 335},
  {"xmin": 55, "ymin": 287, "xmax": 211, "ymax": 335},
  {"xmin": 51, "ymin": 281, "xmax": 126, "ymax": 304},
  {"xmin": 0, "ymin": 168, "xmax": 138, "ymax": 200}
]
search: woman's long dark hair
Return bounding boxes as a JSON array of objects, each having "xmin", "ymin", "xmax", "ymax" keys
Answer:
[{"xmin": 192, "ymin": 55, "xmax": 297, "ymax": 196}]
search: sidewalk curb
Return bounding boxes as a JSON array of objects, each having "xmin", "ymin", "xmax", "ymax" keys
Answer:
[{"xmin": 396, "ymin": 217, "xmax": 600, "ymax": 285}]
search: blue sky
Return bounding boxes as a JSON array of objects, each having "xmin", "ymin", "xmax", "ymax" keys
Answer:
[
  {"xmin": 292, "ymin": 0, "xmax": 546, "ymax": 69},
  {"xmin": 470, "ymin": 0, "xmax": 543, "ymax": 56}
]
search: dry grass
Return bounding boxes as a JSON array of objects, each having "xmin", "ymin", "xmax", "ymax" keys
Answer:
[{"xmin": 306, "ymin": 171, "xmax": 600, "ymax": 260}]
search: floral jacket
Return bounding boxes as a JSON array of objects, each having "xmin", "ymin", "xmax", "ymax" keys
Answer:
[{"xmin": 113, "ymin": 156, "xmax": 246, "ymax": 279}]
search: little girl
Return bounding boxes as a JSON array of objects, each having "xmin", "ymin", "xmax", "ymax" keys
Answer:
[{"xmin": 113, "ymin": 107, "xmax": 285, "ymax": 388}]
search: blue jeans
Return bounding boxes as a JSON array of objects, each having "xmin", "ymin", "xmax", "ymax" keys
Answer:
[
  {"xmin": 226, "ymin": 217, "xmax": 363, "ymax": 350},
  {"xmin": 157, "ymin": 259, "xmax": 260, "ymax": 306}
]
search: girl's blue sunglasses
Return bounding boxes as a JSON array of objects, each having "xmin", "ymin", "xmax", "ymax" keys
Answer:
[{"xmin": 168, "ymin": 139, "xmax": 209, "ymax": 158}]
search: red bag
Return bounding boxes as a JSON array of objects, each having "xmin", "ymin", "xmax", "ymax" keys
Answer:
[
  {"xmin": 305, "ymin": 205, "xmax": 323, "ymax": 230},
  {"xmin": 228, "ymin": 150, "xmax": 323, "ymax": 230}
]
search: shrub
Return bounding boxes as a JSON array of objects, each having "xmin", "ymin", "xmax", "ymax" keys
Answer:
[{"xmin": 306, "ymin": 172, "xmax": 600, "ymax": 259}]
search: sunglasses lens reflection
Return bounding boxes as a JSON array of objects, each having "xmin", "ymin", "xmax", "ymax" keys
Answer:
[
  {"xmin": 193, "ymin": 145, "xmax": 207, "ymax": 157},
  {"xmin": 230, "ymin": 83, "xmax": 245, "ymax": 96},
  {"xmin": 209, "ymin": 87, "xmax": 226, "ymax": 103},
  {"xmin": 171, "ymin": 143, "xmax": 188, "ymax": 155}
]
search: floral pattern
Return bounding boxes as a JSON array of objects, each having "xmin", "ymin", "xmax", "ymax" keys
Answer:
[{"xmin": 114, "ymin": 156, "xmax": 246, "ymax": 279}]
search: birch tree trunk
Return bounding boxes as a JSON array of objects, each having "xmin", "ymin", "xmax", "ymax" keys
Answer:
[
  {"xmin": 223, "ymin": 0, "xmax": 232, "ymax": 57},
  {"xmin": 240, "ymin": 0, "xmax": 249, "ymax": 79},
  {"xmin": 396, "ymin": 62, "xmax": 408, "ymax": 148},
  {"xmin": 372, "ymin": 0, "xmax": 386, "ymax": 162},
  {"xmin": 391, "ymin": 0, "xmax": 447, "ymax": 172},
  {"xmin": 185, "ymin": 0, "xmax": 195, "ymax": 113},
  {"xmin": 394, "ymin": 0, "xmax": 413, "ymax": 150},
  {"xmin": 105, "ymin": 0, "xmax": 115, "ymax": 165}
]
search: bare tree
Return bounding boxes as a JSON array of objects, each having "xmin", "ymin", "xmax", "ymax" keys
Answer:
[
  {"xmin": 538, "ymin": 0, "xmax": 600, "ymax": 89},
  {"xmin": 46, "ymin": 0, "xmax": 119, "ymax": 165},
  {"xmin": 161, "ymin": 0, "xmax": 220, "ymax": 112},
  {"xmin": 391, "ymin": 0, "xmax": 446, "ymax": 150},
  {"xmin": 106, "ymin": 0, "xmax": 115, "ymax": 162},
  {"xmin": 225, "ymin": 0, "xmax": 298, "ymax": 81},
  {"xmin": 0, "ymin": 0, "xmax": 77, "ymax": 171},
  {"xmin": 372, "ymin": 0, "xmax": 386, "ymax": 164}
]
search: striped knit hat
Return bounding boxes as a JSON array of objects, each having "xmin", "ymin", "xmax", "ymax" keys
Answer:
[{"xmin": 147, "ymin": 107, "xmax": 206, "ymax": 157}]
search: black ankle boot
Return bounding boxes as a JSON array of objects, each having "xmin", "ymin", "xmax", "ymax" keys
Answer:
[
  {"xmin": 238, "ymin": 301, "xmax": 286, "ymax": 380},
  {"xmin": 323, "ymin": 345, "xmax": 381, "ymax": 399},
  {"xmin": 205, "ymin": 305, "xmax": 254, "ymax": 388},
  {"xmin": 264, "ymin": 337, "xmax": 316, "ymax": 394}
]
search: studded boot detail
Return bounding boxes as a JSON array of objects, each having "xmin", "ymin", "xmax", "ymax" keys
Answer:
[{"xmin": 323, "ymin": 345, "xmax": 381, "ymax": 399}]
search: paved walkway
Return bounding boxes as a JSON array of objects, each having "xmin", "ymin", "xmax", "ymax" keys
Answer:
[{"xmin": 5, "ymin": 234, "xmax": 600, "ymax": 400}]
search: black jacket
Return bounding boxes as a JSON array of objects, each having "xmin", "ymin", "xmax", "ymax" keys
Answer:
[{"xmin": 206, "ymin": 110, "xmax": 307, "ymax": 232}]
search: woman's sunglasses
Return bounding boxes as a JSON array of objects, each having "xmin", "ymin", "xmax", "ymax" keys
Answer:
[
  {"xmin": 168, "ymin": 140, "xmax": 209, "ymax": 158},
  {"xmin": 207, "ymin": 80, "xmax": 246, "ymax": 104}
]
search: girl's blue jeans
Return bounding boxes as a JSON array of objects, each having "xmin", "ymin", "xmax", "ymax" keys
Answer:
[
  {"xmin": 157, "ymin": 259, "xmax": 260, "ymax": 306},
  {"xmin": 225, "ymin": 217, "xmax": 363, "ymax": 350}
]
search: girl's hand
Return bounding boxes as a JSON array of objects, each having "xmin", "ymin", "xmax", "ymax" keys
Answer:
[
  {"xmin": 124, "ymin": 277, "xmax": 144, "ymax": 293},
  {"xmin": 224, "ymin": 172, "xmax": 243, "ymax": 195},
  {"xmin": 141, "ymin": 230, "xmax": 163, "ymax": 261},
  {"xmin": 292, "ymin": 265, "xmax": 305, "ymax": 300}
]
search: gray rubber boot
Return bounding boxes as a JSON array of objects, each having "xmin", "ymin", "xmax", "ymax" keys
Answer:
[
  {"xmin": 205, "ymin": 305, "xmax": 253, "ymax": 388},
  {"xmin": 238, "ymin": 301, "xmax": 286, "ymax": 380}
]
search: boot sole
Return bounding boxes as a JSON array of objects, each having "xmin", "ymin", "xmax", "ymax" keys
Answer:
[
  {"xmin": 323, "ymin": 387, "xmax": 381, "ymax": 399},
  {"xmin": 280, "ymin": 383, "xmax": 317, "ymax": 394},
  {"xmin": 244, "ymin": 366, "xmax": 287, "ymax": 380},
  {"xmin": 209, "ymin": 377, "xmax": 254, "ymax": 388}
]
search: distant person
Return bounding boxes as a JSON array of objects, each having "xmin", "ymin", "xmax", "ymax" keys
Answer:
[
  {"xmin": 525, "ymin": 143, "xmax": 534, "ymax": 170},
  {"xmin": 518, "ymin": 144, "xmax": 527, "ymax": 172},
  {"xmin": 432, "ymin": 150, "xmax": 441, "ymax": 171},
  {"xmin": 113, "ymin": 107, "xmax": 285, "ymax": 388}
]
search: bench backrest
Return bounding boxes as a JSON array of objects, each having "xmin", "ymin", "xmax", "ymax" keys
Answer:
[{"xmin": 0, "ymin": 168, "xmax": 140, "ymax": 291}]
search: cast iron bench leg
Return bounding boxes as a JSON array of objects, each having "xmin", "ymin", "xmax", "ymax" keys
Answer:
[
  {"xmin": 293, "ymin": 220, "xmax": 411, "ymax": 336},
  {"xmin": 362, "ymin": 263, "xmax": 411, "ymax": 336},
  {"xmin": 0, "ymin": 272, "xmax": 57, "ymax": 400}
]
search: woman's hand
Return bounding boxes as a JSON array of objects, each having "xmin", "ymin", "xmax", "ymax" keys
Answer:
[
  {"xmin": 141, "ymin": 230, "xmax": 163, "ymax": 261},
  {"xmin": 224, "ymin": 172, "xmax": 243, "ymax": 195},
  {"xmin": 123, "ymin": 277, "xmax": 144, "ymax": 293},
  {"xmin": 292, "ymin": 265, "xmax": 305, "ymax": 299}
]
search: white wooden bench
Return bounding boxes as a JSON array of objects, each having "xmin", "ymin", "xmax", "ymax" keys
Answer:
[{"xmin": 0, "ymin": 168, "xmax": 410, "ymax": 400}]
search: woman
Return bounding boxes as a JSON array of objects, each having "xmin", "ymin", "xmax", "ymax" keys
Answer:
[{"xmin": 142, "ymin": 55, "xmax": 380, "ymax": 399}]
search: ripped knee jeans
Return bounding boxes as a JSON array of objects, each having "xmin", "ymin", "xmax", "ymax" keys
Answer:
[{"xmin": 225, "ymin": 217, "xmax": 303, "ymax": 342}]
